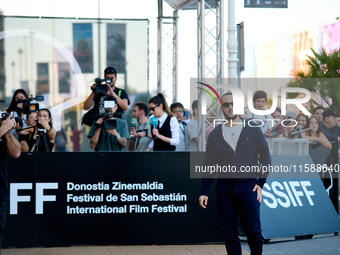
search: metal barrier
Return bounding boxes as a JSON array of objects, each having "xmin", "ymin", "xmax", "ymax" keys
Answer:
[{"xmin": 268, "ymin": 138, "xmax": 309, "ymax": 155}]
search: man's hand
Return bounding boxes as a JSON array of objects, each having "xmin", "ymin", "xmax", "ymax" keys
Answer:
[
  {"xmin": 96, "ymin": 118, "xmax": 104, "ymax": 125},
  {"xmin": 199, "ymin": 195, "xmax": 209, "ymax": 209},
  {"xmin": 253, "ymin": 184, "xmax": 262, "ymax": 203},
  {"xmin": 0, "ymin": 114, "xmax": 16, "ymax": 134},
  {"xmin": 91, "ymin": 83, "xmax": 96, "ymax": 90},
  {"xmin": 134, "ymin": 132, "xmax": 146, "ymax": 139},
  {"xmin": 152, "ymin": 128, "xmax": 160, "ymax": 138},
  {"xmin": 107, "ymin": 128, "xmax": 118, "ymax": 137},
  {"xmin": 107, "ymin": 84, "xmax": 115, "ymax": 96},
  {"xmin": 130, "ymin": 127, "xmax": 136, "ymax": 136}
]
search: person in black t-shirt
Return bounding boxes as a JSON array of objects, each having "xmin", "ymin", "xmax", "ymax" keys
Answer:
[
  {"xmin": 83, "ymin": 66, "xmax": 130, "ymax": 119},
  {"xmin": 0, "ymin": 114, "xmax": 21, "ymax": 250}
]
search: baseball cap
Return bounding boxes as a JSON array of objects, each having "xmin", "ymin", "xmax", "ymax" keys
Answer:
[
  {"xmin": 322, "ymin": 109, "xmax": 340, "ymax": 118},
  {"xmin": 104, "ymin": 66, "xmax": 117, "ymax": 76}
]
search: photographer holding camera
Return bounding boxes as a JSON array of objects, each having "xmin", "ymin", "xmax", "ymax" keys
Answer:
[
  {"xmin": 6, "ymin": 89, "xmax": 28, "ymax": 129},
  {"xmin": 17, "ymin": 111, "xmax": 37, "ymax": 152},
  {"xmin": 17, "ymin": 109, "xmax": 56, "ymax": 152},
  {"xmin": 83, "ymin": 67, "xmax": 130, "ymax": 125},
  {"xmin": 0, "ymin": 113, "xmax": 21, "ymax": 250},
  {"xmin": 88, "ymin": 95, "xmax": 129, "ymax": 151}
]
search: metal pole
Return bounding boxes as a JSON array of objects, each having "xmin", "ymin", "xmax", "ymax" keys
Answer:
[
  {"xmin": 11, "ymin": 62, "xmax": 15, "ymax": 87},
  {"xmin": 51, "ymin": 17, "xmax": 55, "ymax": 106},
  {"xmin": 197, "ymin": 0, "xmax": 206, "ymax": 151},
  {"xmin": 227, "ymin": 0, "xmax": 238, "ymax": 84},
  {"xmin": 29, "ymin": 30, "xmax": 34, "ymax": 95},
  {"xmin": 147, "ymin": 20, "xmax": 150, "ymax": 99},
  {"xmin": 18, "ymin": 48, "xmax": 23, "ymax": 82},
  {"xmin": 157, "ymin": 0, "xmax": 163, "ymax": 93},
  {"xmin": 173, "ymin": 10, "xmax": 178, "ymax": 102},
  {"xmin": 216, "ymin": 0, "xmax": 224, "ymax": 118},
  {"xmin": 98, "ymin": 0, "xmax": 101, "ymax": 76}
]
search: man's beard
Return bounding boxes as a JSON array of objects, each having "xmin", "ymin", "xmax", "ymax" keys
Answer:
[{"xmin": 222, "ymin": 111, "xmax": 238, "ymax": 121}]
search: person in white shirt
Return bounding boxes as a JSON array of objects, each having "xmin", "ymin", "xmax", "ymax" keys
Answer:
[
  {"xmin": 146, "ymin": 93, "xmax": 180, "ymax": 151},
  {"xmin": 170, "ymin": 102, "xmax": 188, "ymax": 151}
]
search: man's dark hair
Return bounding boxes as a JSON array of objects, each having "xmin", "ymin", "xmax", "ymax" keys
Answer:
[
  {"xmin": 170, "ymin": 102, "xmax": 184, "ymax": 111},
  {"xmin": 221, "ymin": 92, "xmax": 232, "ymax": 101},
  {"xmin": 253, "ymin": 90, "xmax": 267, "ymax": 102},
  {"xmin": 104, "ymin": 66, "xmax": 117, "ymax": 77},
  {"xmin": 314, "ymin": 105, "xmax": 325, "ymax": 114},
  {"xmin": 135, "ymin": 102, "xmax": 149, "ymax": 116},
  {"xmin": 104, "ymin": 95, "xmax": 117, "ymax": 104}
]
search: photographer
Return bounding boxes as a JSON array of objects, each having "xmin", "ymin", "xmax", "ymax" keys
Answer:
[
  {"xmin": 88, "ymin": 96, "xmax": 129, "ymax": 151},
  {"xmin": 17, "ymin": 111, "xmax": 38, "ymax": 152},
  {"xmin": 16, "ymin": 109, "xmax": 56, "ymax": 152},
  {"xmin": 0, "ymin": 114, "xmax": 21, "ymax": 250},
  {"xmin": 6, "ymin": 89, "xmax": 28, "ymax": 130},
  {"xmin": 83, "ymin": 67, "xmax": 130, "ymax": 123}
]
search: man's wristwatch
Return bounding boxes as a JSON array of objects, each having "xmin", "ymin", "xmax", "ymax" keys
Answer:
[{"xmin": 116, "ymin": 133, "xmax": 121, "ymax": 139}]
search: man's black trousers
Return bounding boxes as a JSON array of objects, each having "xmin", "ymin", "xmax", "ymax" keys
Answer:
[{"xmin": 216, "ymin": 179, "xmax": 263, "ymax": 255}]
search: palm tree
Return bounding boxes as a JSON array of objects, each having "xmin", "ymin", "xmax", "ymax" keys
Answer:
[{"xmin": 287, "ymin": 48, "xmax": 340, "ymax": 114}]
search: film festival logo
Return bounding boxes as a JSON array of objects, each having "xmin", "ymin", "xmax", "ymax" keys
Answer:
[{"xmin": 196, "ymin": 82, "xmax": 312, "ymax": 128}]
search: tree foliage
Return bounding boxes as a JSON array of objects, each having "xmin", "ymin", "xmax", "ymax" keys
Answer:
[{"xmin": 287, "ymin": 48, "xmax": 340, "ymax": 114}]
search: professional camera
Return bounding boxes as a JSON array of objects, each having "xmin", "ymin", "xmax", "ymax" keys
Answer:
[
  {"xmin": 0, "ymin": 112, "xmax": 23, "ymax": 127},
  {"xmin": 95, "ymin": 100, "xmax": 117, "ymax": 130},
  {"xmin": 94, "ymin": 77, "xmax": 113, "ymax": 94},
  {"xmin": 16, "ymin": 95, "xmax": 44, "ymax": 114},
  {"xmin": 35, "ymin": 120, "xmax": 47, "ymax": 134}
]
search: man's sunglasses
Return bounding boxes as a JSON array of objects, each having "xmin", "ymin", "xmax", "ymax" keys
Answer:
[
  {"xmin": 149, "ymin": 104, "xmax": 160, "ymax": 111},
  {"xmin": 172, "ymin": 110, "xmax": 183, "ymax": 113},
  {"xmin": 222, "ymin": 102, "xmax": 233, "ymax": 108}
]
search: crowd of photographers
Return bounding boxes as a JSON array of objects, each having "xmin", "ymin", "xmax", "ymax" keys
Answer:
[
  {"xmin": 2, "ymin": 66, "xmax": 340, "ymax": 153},
  {"xmin": 79, "ymin": 66, "xmax": 199, "ymax": 152}
]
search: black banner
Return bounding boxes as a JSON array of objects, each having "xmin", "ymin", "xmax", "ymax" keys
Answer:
[
  {"xmin": 3, "ymin": 152, "xmax": 339, "ymax": 247},
  {"xmin": 3, "ymin": 152, "xmax": 221, "ymax": 247}
]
